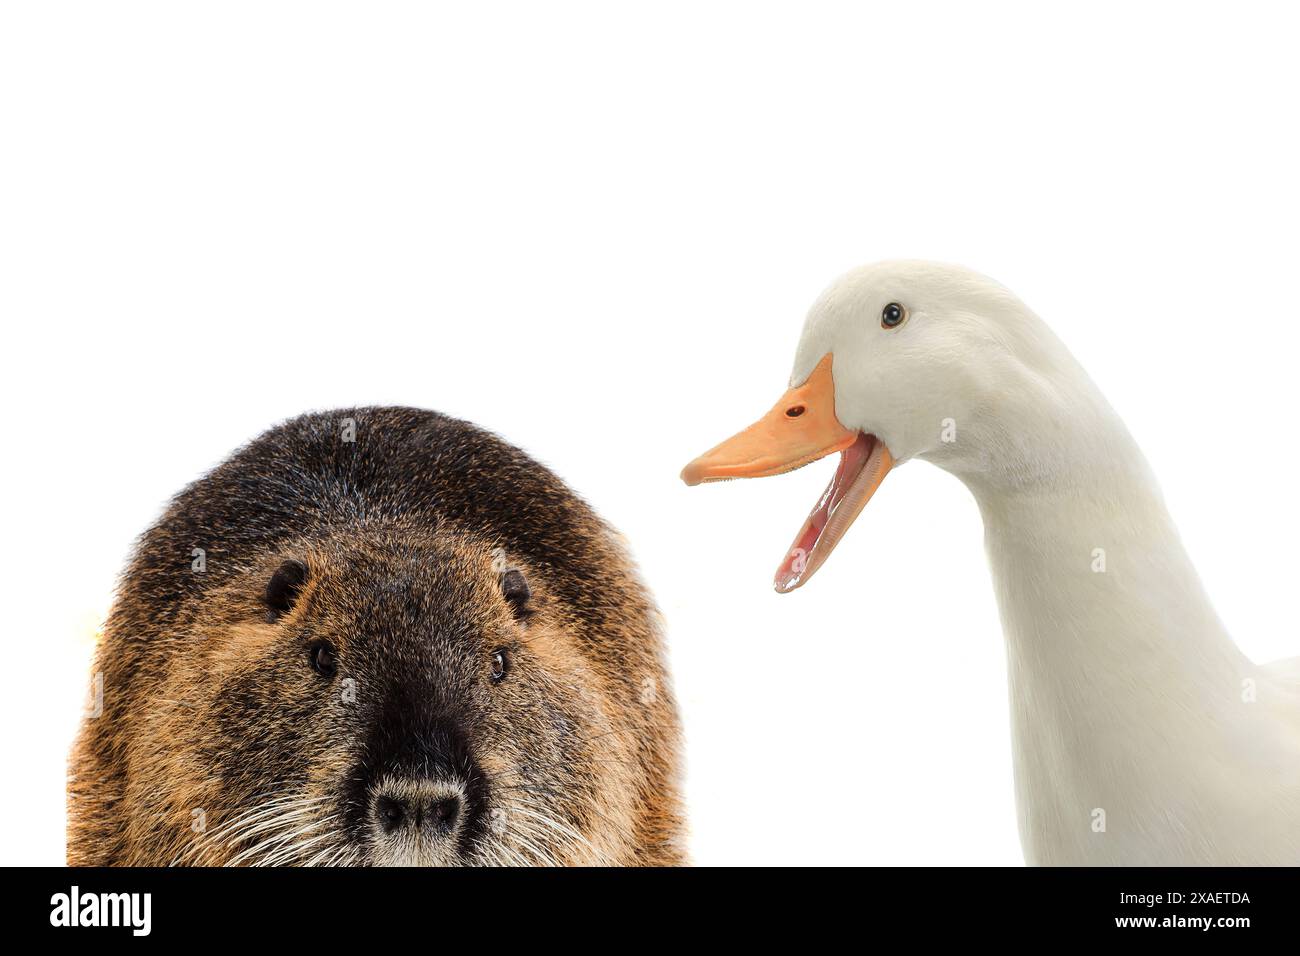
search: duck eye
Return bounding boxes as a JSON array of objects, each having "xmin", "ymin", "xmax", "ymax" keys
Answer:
[
  {"xmin": 881, "ymin": 302, "xmax": 907, "ymax": 328},
  {"xmin": 490, "ymin": 648, "xmax": 509, "ymax": 683},
  {"xmin": 308, "ymin": 640, "xmax": 337, "ymax": 679}
]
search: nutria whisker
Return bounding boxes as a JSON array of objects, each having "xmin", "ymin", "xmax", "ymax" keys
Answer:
[
  {"xmin": 171, "ymin": 795, "xmax": 330, "ymax": 866},
  {"xmin": 226, "ymin": 810, "xmax": 342, "ymax": 867},
  {"xmin": 202, "ymin": 794, "xmax": 330, "ymax": 842},
  {"xmin": 220, "ymin": 803, "xmax": 326, "ymax": 851},
  {"xmin": 181, "ymin": 795, "xmax": 328, "ymax": 866},
  {"xmin": 228, "ymin": 815, "xmax": 330, "ymax": 867},
  {"xmin": 508, "ymin": 805, "xmax": 601, "ymax": 856},
  {"xmin": 253, "ymin": 825, "xmax": 342, "ymax": 867}
]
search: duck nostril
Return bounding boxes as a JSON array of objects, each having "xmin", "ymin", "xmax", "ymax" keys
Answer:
[{"xmin": 785, "ymin": 405, "xmax": 806, "ymax": 418}]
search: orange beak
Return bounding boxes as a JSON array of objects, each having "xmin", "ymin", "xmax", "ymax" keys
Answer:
[{"xmin": 680, "ymin": 353, "xmax": 894, "ymax": 592}]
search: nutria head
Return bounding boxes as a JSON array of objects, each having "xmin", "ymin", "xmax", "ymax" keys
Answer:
[
  {"xmin": 69, "ymin": 408, "xmax": 683, "ymax": 866},
  {"xmin": 174, "ymin": 527, "xmax": 655, "ymax": 866}
]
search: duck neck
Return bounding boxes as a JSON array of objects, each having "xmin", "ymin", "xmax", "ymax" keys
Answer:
[
  {"xmin": 970, "ymin": 444, "xmax": 1244, "ymax": 695},
  {"xmin": 938, "ymin": 367, "xmax": 1249, "ymax": 860},
  {"xmin": 939, "ymin": 355, "xmax": 1244, "ymax": 688}
]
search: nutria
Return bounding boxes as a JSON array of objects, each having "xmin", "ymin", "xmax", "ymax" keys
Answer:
[{"xmin": 68, "ymin": 407, "xmax": 684, "ymax": 866}]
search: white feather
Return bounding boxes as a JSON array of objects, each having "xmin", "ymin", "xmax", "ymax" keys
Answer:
[{"xmin": 794, "ymin": 260, "xmax": 1300, "ymax": 865}]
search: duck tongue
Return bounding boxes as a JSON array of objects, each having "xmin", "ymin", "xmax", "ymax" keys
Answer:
[{"xmin": 774, "ymin": 433, "xmax": 890, "ymax": 592}]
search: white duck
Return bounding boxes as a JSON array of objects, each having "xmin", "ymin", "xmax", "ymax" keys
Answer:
[{"xmin": 682, "ymin": 260, "xmax": 1300, "ymax": 865}]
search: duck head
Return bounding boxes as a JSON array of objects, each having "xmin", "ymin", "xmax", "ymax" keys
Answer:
[{"xmin": 682, "ymin": 260, "xmax": 1048, "ymax": 592}]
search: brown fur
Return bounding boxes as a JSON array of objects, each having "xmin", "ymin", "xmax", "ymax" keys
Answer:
[{"xmin": 68, "ymin": 408, "xmax": 685, "ymax": 865}]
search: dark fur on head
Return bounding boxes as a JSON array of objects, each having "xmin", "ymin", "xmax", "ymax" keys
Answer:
[{"xmin": 68, "ymin": 407, "xmax": 684, "ymax": 865}]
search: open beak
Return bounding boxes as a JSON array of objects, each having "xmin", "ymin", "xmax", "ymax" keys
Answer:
[{"xmin": 680, "ymin": 353, "xmax": 894, "ymax": 592}]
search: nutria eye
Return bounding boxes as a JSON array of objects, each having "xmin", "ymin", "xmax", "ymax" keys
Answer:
[
  {"xmin": 490, "ymin": 649, "xmax": 509, "ymax": 683},
  {"xmin": 881, "ymin": 302, "xmax": 907, "ymax": 328},
  {"xmin": 308, "ymin": 641, "xmax": 337, "ymax": 679}
]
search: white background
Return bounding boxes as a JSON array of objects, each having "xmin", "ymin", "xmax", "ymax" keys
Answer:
[{"xmin": 3, "ymin": 1, "xmax": 1299, "ymax": 866}]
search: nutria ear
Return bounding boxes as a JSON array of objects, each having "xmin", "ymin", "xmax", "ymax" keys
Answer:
[
  {"xmin": 265, "ymin": 559, "xmax": 309, "ymax": 622},
  {"xmin": 500, "ymin": 569, "xmax": 531, "ymax": 620}
]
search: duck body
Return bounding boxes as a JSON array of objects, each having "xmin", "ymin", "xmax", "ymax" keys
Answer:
[{"xmin": 684, "ymin": 260, "xmax": 1300, "ymax": 864}]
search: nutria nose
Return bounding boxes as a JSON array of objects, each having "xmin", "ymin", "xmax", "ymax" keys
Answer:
[{"xmin": 373, "ymin": 783, "xmax": 463, "ymax": 836}]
